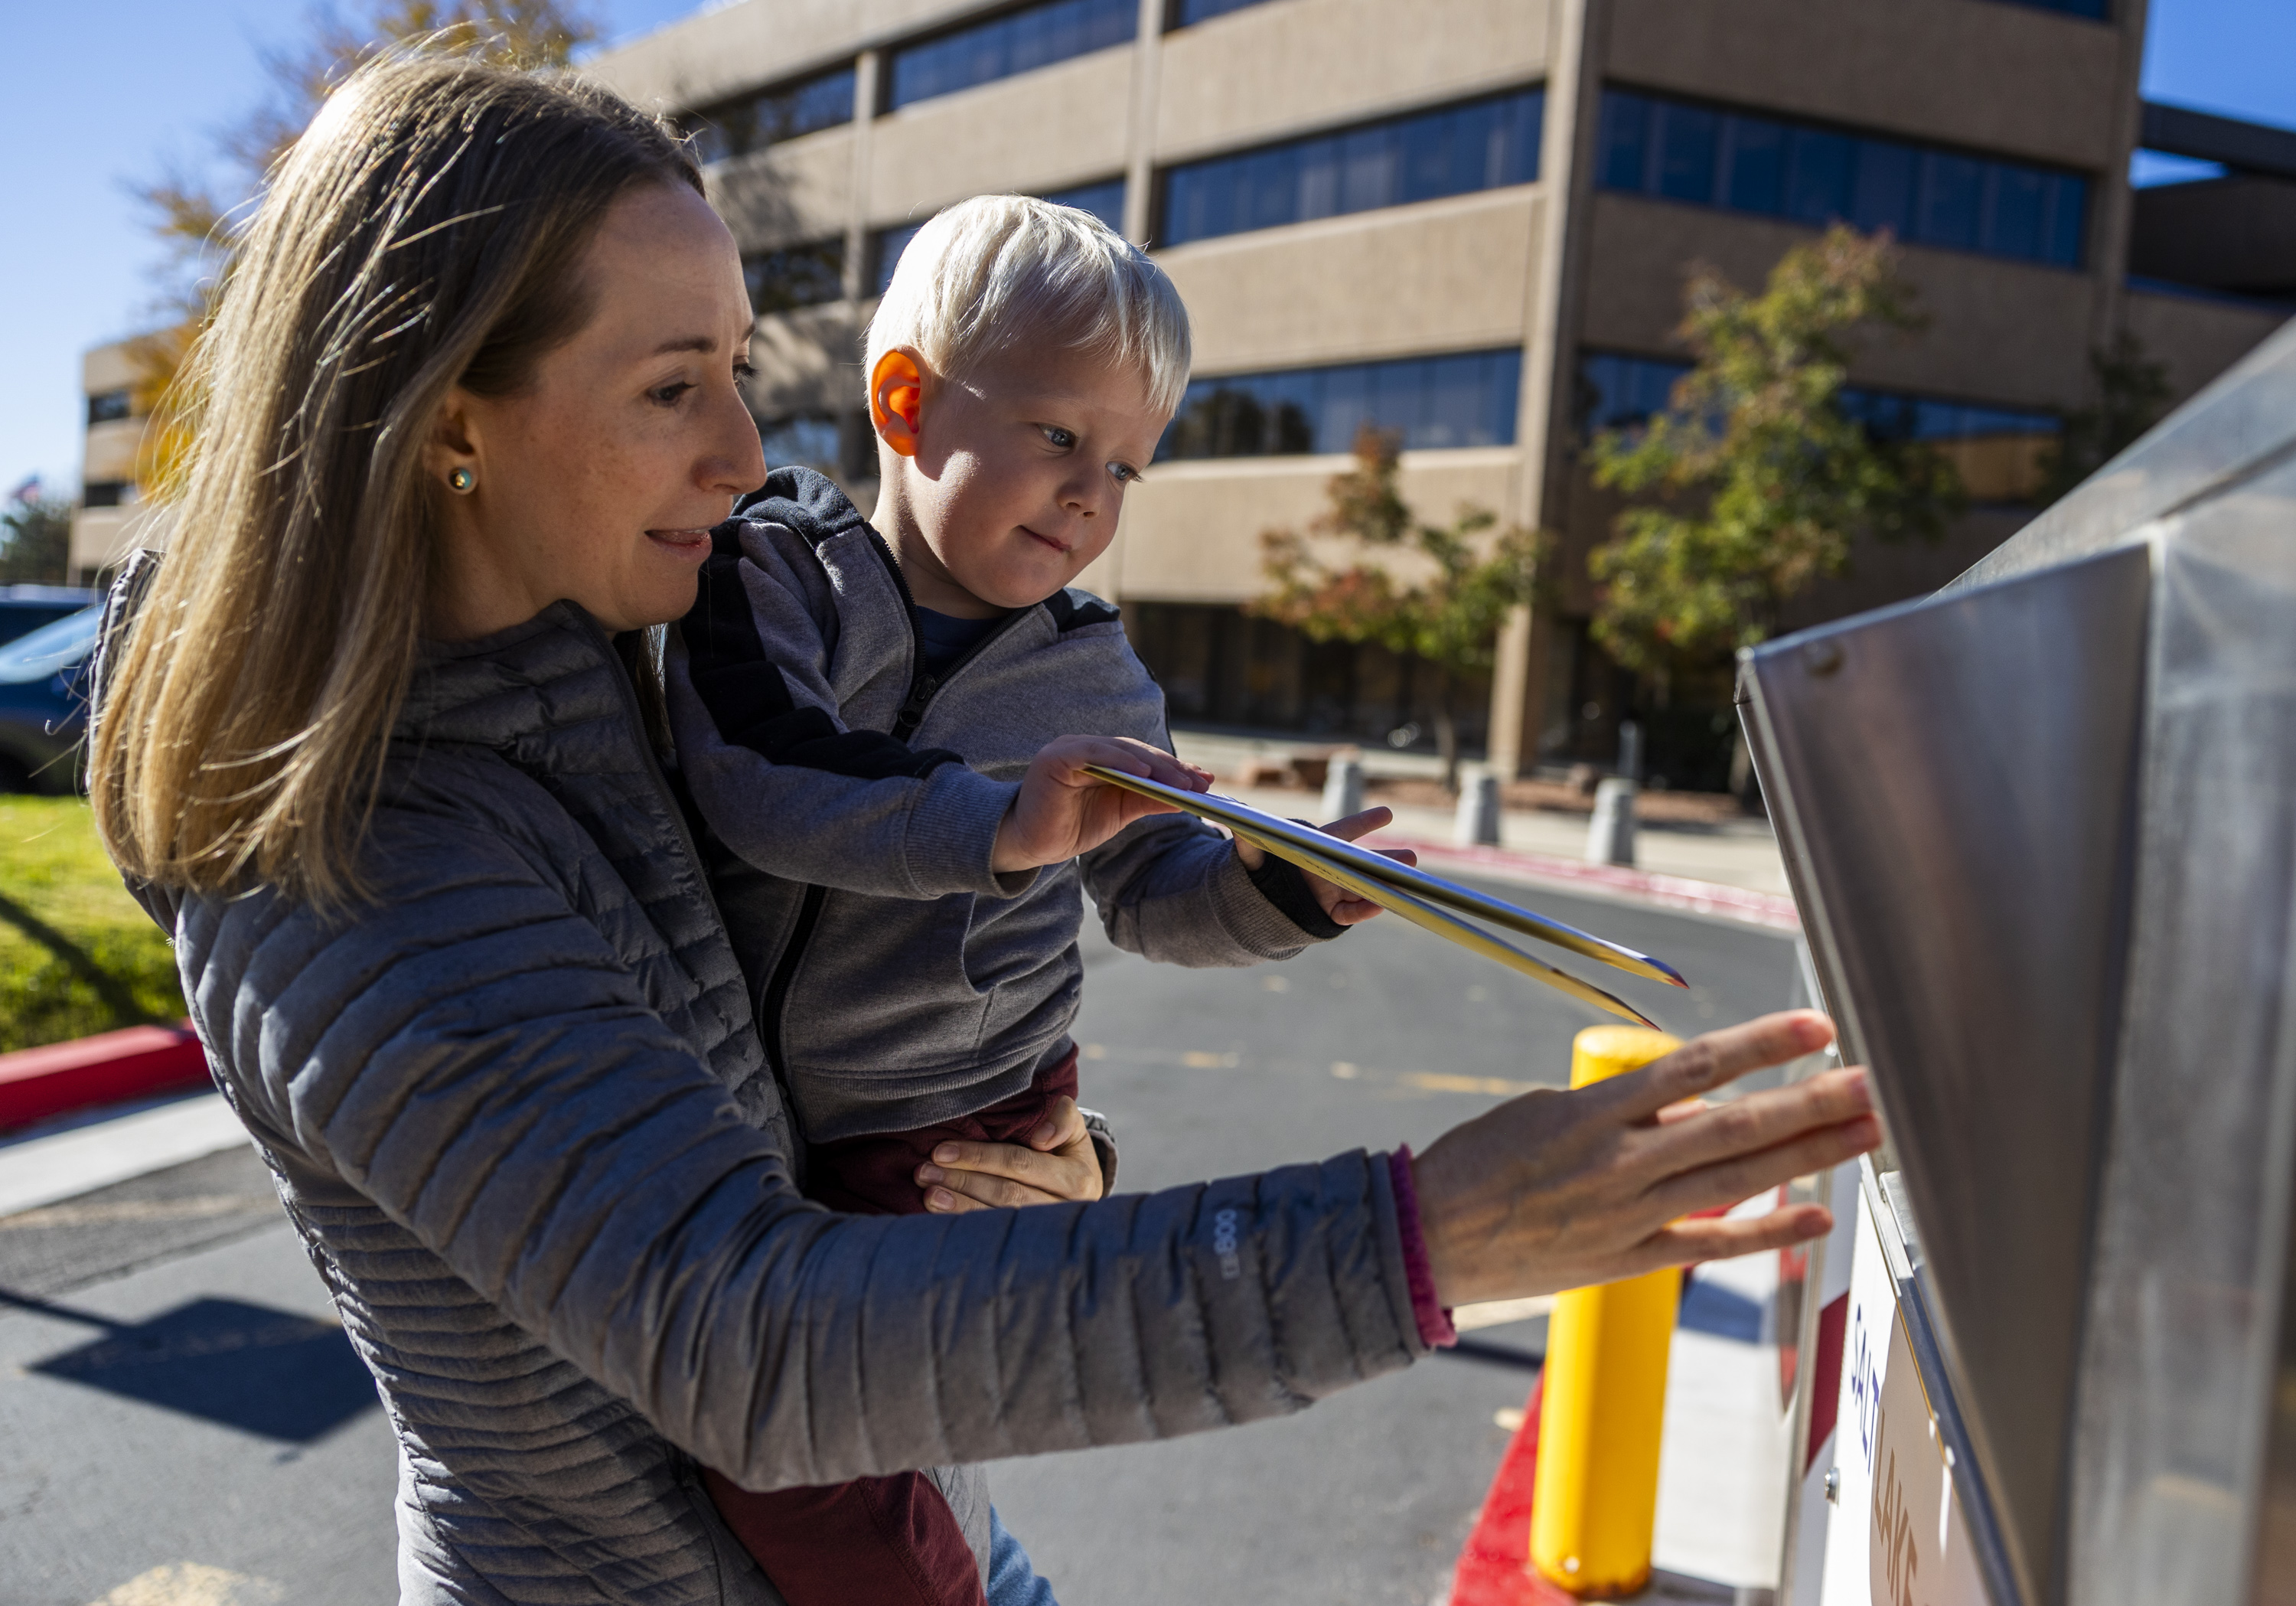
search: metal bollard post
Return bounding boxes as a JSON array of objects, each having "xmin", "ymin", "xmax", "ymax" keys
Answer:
[
  {"xmin": 1453, "ymin": 766, "xmax": 1502, "ymax": 847},
  {"xmin": 1321, "ymin": 752, "xmax": 1365, "ymax": 821},
  {"xmin": 1585, "ymin": 778, "xmax": 1637, "ymax": 867},
  {"xmin": 1531, "ymin": 1025, "xmax": 1684, "ymax": 1598}
]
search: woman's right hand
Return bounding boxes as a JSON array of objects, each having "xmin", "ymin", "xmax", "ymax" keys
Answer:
[{"xmin": 1411, "ymin": 1010, "xmax": 1880, "ymax": 1307}]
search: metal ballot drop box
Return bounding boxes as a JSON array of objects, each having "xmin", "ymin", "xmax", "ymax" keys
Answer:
[{"xmin": 1740, "ymin": 315, "xmax": 2296, "ymax": 1606}]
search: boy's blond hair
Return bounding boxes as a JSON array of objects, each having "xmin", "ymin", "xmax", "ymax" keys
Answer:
[{"xmin": 866, "ymin": 194, "xmax": 1192, "ymax": 416}]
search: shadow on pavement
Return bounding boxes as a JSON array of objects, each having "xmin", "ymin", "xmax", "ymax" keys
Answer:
[{"xmin": 5, "ymin": 1286, "xmax": 380, "ymax": 1441}]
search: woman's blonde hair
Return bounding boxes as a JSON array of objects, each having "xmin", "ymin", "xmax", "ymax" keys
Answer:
[
  {"xmin": 867, "ymin": 194, "xmax": 1192, "ymax": 416},
  {"xmin": 91, "ymin": 52, "xmax": 700, "ymax": 906}
]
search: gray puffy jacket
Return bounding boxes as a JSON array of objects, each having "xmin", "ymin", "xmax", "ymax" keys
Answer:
[{"xmin": 115, "ymin": 581, "xmax": 1428, "ymax": 1604}]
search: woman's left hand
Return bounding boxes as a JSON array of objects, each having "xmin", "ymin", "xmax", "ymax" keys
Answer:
[{"xmin": 915, "ymin": 1095, "xmax": 1106, "ymax": 1212}]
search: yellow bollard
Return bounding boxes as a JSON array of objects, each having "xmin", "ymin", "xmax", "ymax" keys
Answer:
[{"xmin": 1530, "ymin": 1025, "xmax": 1685, "ymax": 1598}]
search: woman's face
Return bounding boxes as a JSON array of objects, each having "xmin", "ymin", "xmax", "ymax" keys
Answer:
[{"xmin": 426, "ymin": 181, "xmax": 765, "ymax": 640}]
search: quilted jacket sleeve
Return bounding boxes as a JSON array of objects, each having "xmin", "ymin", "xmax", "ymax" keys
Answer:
[
  {"xmin": 668, "ymin": 519, "xmax": 1026, "ymax": 901},
  {"xmin": 178, "ymin": 803, "xmax": 1427, "ymax": 1492}
]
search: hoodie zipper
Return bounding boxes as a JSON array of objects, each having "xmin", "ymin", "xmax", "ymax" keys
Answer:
[{"xmin": 763, "ymin": 537, "xmax": 1039, "ymax": 1080}]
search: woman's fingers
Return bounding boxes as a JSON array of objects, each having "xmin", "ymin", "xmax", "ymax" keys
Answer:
[
  {"xmin": 1630, "ymin": 1202, "xmax": 1835, "ymax": 1274},
  {"xmin": 1607, "ymin": 1010, "xmax": 1836, "ymax": 1122},
  {"xmin": 916, "ymin": 1108, "xmax": 1105, "ymax": 1212},
  {"xmin": 1641, "ymin": 1107, "xmax": 1881, "ymax": 1225},
  {"xmin": 1637, "ymin": 1066, "xmax": 1873, "ymax": 1180}
]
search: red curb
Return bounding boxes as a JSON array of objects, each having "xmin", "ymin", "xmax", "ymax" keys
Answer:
[
  {"xmin": 0, "ymin": 1021, "xmax": 210, "ymax": 1133},
  {"xmin": 1450, "ymin": 1376, "xmax": 1579, "ymax": 1606},
  {"xmin": 1384, "ymin": 837, "xmax": 1802, "ymax": 932}
]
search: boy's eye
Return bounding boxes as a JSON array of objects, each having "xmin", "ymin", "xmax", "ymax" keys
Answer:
[
  {"xmin": 1110, "ymin": 462, "xmax": 1143, "ymax": 485},
  {"xmin": 1039, "ymin": 425, "xmax": 1077, "ymax": 449}
]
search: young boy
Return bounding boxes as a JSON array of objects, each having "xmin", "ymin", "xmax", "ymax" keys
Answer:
[{"xmin": 666, "ymin": 196, "xmax": 1394, "ymax": 1606}]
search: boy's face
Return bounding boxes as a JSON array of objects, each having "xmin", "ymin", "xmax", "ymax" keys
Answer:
[{"xmin": 876, "ymin": 343, "xmax": 1169, "ymax": 618}]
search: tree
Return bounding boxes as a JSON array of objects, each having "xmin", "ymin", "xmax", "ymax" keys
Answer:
[
  {"xmin": 1586, "ymin": 225, "xmax": 1963, "ymax": 687},
  {"xmin": 0, "ymin": 498, "xmax": 73, "ymax": 587},
  {"xmin": 128, "ymin": 2, "xmax": 598, "ymax": 491},
  {"xmin": 2036, "ymin": 328, "xmax": 2173, "ymax": 505},
  {"xmin": 1257, "ymin": 429, "xmax": 1542, "ymax": 792}
]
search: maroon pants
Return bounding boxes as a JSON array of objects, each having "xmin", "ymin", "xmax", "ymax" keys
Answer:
[{"xmin": 704, "ymin": 1050, "xmax": 1080, "ymax": 1606}]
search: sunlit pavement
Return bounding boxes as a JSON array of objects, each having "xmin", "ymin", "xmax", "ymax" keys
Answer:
[{"xmin": 0, "ymin": 878, "xmax": 1798, "ymax": 1605}]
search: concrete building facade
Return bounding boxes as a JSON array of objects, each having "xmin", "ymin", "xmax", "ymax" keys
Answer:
[
  {"xmin": 70, "ymin": 338, "xmax": 153, "ymax": 586},
  {"xmin": 581, "ymin": 0, "xmax": 2290, "ymax": 781}
]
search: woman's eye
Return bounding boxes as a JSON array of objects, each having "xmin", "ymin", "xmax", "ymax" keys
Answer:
[
  {"xmin": 651, "ymin": 381, "xmax": 696, "ymax": 406},
  {"xmin": 1040, "ymin": 425, "xmax": 1077, "ymax": 449},
  {"xmin": 733, "ymin": 361, "xmax": 757, "ymax": 388}
]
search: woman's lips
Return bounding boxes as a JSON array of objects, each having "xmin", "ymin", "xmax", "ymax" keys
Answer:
[{"xmin": 645, "ymin": 527, "xmax": 712, "ymax": 556}]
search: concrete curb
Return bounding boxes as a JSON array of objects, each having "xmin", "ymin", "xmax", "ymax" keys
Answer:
[
  {"xmin": 1384, "ymin": 838, "xmax": 1802, "ymax": 932},
  {"xmin": 0, "ymin": 1021, "xmax": 210, "ymax": 1133}
]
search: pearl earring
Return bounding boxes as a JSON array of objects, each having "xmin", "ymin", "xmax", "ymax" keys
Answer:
[{"xmin": 448, "ymin": 467, "xmax": 475, "ymax": 493}]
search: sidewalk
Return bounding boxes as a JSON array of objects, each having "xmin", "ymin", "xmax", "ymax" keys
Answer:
[{"xmin": 1168, "ymin": 730, "xmax": 1791, "ymax": 899}]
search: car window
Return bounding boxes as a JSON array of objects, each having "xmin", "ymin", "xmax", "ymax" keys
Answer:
[{"xmin": 0, "ymin": 606, "xmax": 101, "ymax": 685}]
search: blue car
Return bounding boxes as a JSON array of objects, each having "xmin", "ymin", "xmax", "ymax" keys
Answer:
[{"xmin": 0, "ymin": 605, "xmax": 99, "ymax": 792}]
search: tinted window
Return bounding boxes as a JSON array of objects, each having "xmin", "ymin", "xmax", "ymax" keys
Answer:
[
  {"xmin": 889, "ymin": 0, "xmax": 1137, "ymax": 110},
  {"xmin": 1173, "ymin": 0, "xmax": 1280, "ymax": 21},
  {"xmin": 690, "ymin": 65, "xmax": 856, "ymax": 164},
  {"xmin": 1581, "ymin": 350, "xmax": 2060, "ymax": 441},
  {"xmin": 871, "ymin": 179, "xmax": 1127, "ymax": 296},
  {"xmin": 81, "ymin": 481, "xmax": 129, "ymax": 508},
  {"xmin": 1987, "ymin": 0, "xmax": 2105, "ymax": 15},
  {"xmin": 1596, "ymin": 89, "xmax": 2089, "ymax": 268},
  {"xmin": 1160, "ymin": 349, "xmax": 1523, "ymax": 459},
  {"xmin": 745, "ymin": 240, "xmax": 846, "ymax": 313},
  {"xmin": 86, "ymin": 390, "xmax": 132, "ymax": 426},
  {"xmin": 1655, "ymin": 103, "xmax": 1720, "ymax": 203},
  {"xmin": 1159, "ymin": 89, "xmax": 1543, "ymax": 247},
  {"xmin": 1041, "ymin": 178, "xmax": 1127, "ymax": 233}
]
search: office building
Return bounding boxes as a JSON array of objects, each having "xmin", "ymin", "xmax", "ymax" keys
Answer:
[{"xmin": 545, "ymin": 2, "xmax": 2294, "ymax": 776}]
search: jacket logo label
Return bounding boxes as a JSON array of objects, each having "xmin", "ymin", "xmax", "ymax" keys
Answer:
[{"xmin": 1212, "ymin": 1208, "xmax": 1241, "ymax": 1280}]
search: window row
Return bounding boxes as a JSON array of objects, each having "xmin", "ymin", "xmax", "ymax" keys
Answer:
[
  {"xmin": 1159, "ymin": 348, "xmax": 1522, "ymax": 461},
  {"xmin": 687, "ymin": 65, "xmax": 856, "ymax": 165},
  {"xmin": 1159, "ymin": 88, "xmax": 1542, "ymax": 248},
  {"xmin": 889, "ymin": 0, "xmax": 1137, "ymax": 111},
  {"xmin": 1598, "ymin": 90, "xmax": 2089, "ymax": 269},
  {"xmin": 1580, "ymin": 348, "xmax": 2060, "ymax": 452},
  {"xmin": 690, "ymin": 0, "xmax": 1306, "ymax": 149},
  {"xmin": 1989, "ymin": 0, "xmax": 2106, "ymax": 17},
  {"xmin": 872, "ymin": 178, "xmax": 1127, "ymax": 295}
]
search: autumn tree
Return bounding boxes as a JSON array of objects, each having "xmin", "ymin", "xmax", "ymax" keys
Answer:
[
  {"xmin": 1587, "ymin": 225, "xmax": 1963, "ymax": 687},
  {"xmin": 1257, "ymin": 429, "xmax": 1541, "ymax": 792},
  {"xmin": 129, "ymin": 2, "xmax": 598, "ymax": 491}
]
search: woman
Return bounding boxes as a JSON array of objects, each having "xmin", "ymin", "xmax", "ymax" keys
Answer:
[{"xmin": 89, "ymin": 53, "xmax": 1877, "ymax": 1606}]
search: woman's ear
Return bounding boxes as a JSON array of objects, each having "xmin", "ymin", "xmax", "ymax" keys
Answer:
[
  {"xmin": 870, "ymin": 351, "xmax": 925, "ymax": 459},
  {"xmin": 424, "ymin": 390, "xmax": 483, "ymax": 491}
]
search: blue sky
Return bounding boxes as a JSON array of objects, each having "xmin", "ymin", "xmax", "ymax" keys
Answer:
[{"xmin": 2, "ymin": 0, "xmax": 2291, "ymax": 499}]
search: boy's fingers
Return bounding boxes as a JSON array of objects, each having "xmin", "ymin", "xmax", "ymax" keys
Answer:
[{"xmin": 1318, "ymin": 807, "xmax": 1394, "ymax": 842}]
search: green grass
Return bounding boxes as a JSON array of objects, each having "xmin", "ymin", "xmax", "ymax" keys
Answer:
[{"xmin": 0, "ymin": 795, "xmax": 186, "ymax": 1053}]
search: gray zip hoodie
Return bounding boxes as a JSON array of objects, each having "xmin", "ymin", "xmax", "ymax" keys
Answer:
[{"xmin": 665, "ymin": 467, "xmax": 1343, "ymax": 1145}]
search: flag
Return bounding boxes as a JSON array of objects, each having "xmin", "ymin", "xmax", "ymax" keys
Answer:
[{"xmin": 7, "ymin": 475, "xmax": 40, "ymax": 505}]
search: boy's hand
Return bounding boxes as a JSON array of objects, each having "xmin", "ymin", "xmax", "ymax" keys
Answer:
[
  {"xmin": 991, "ymin": 736, "xmax": 1212, "ymax": 874},
  {"xmin": 1232, "ymin": 806, "xmax": 1417, "ymax": 927},
  {"xmin": 915, "ymin": 1097, "xmax": 1105, "ymax": 1211}
]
